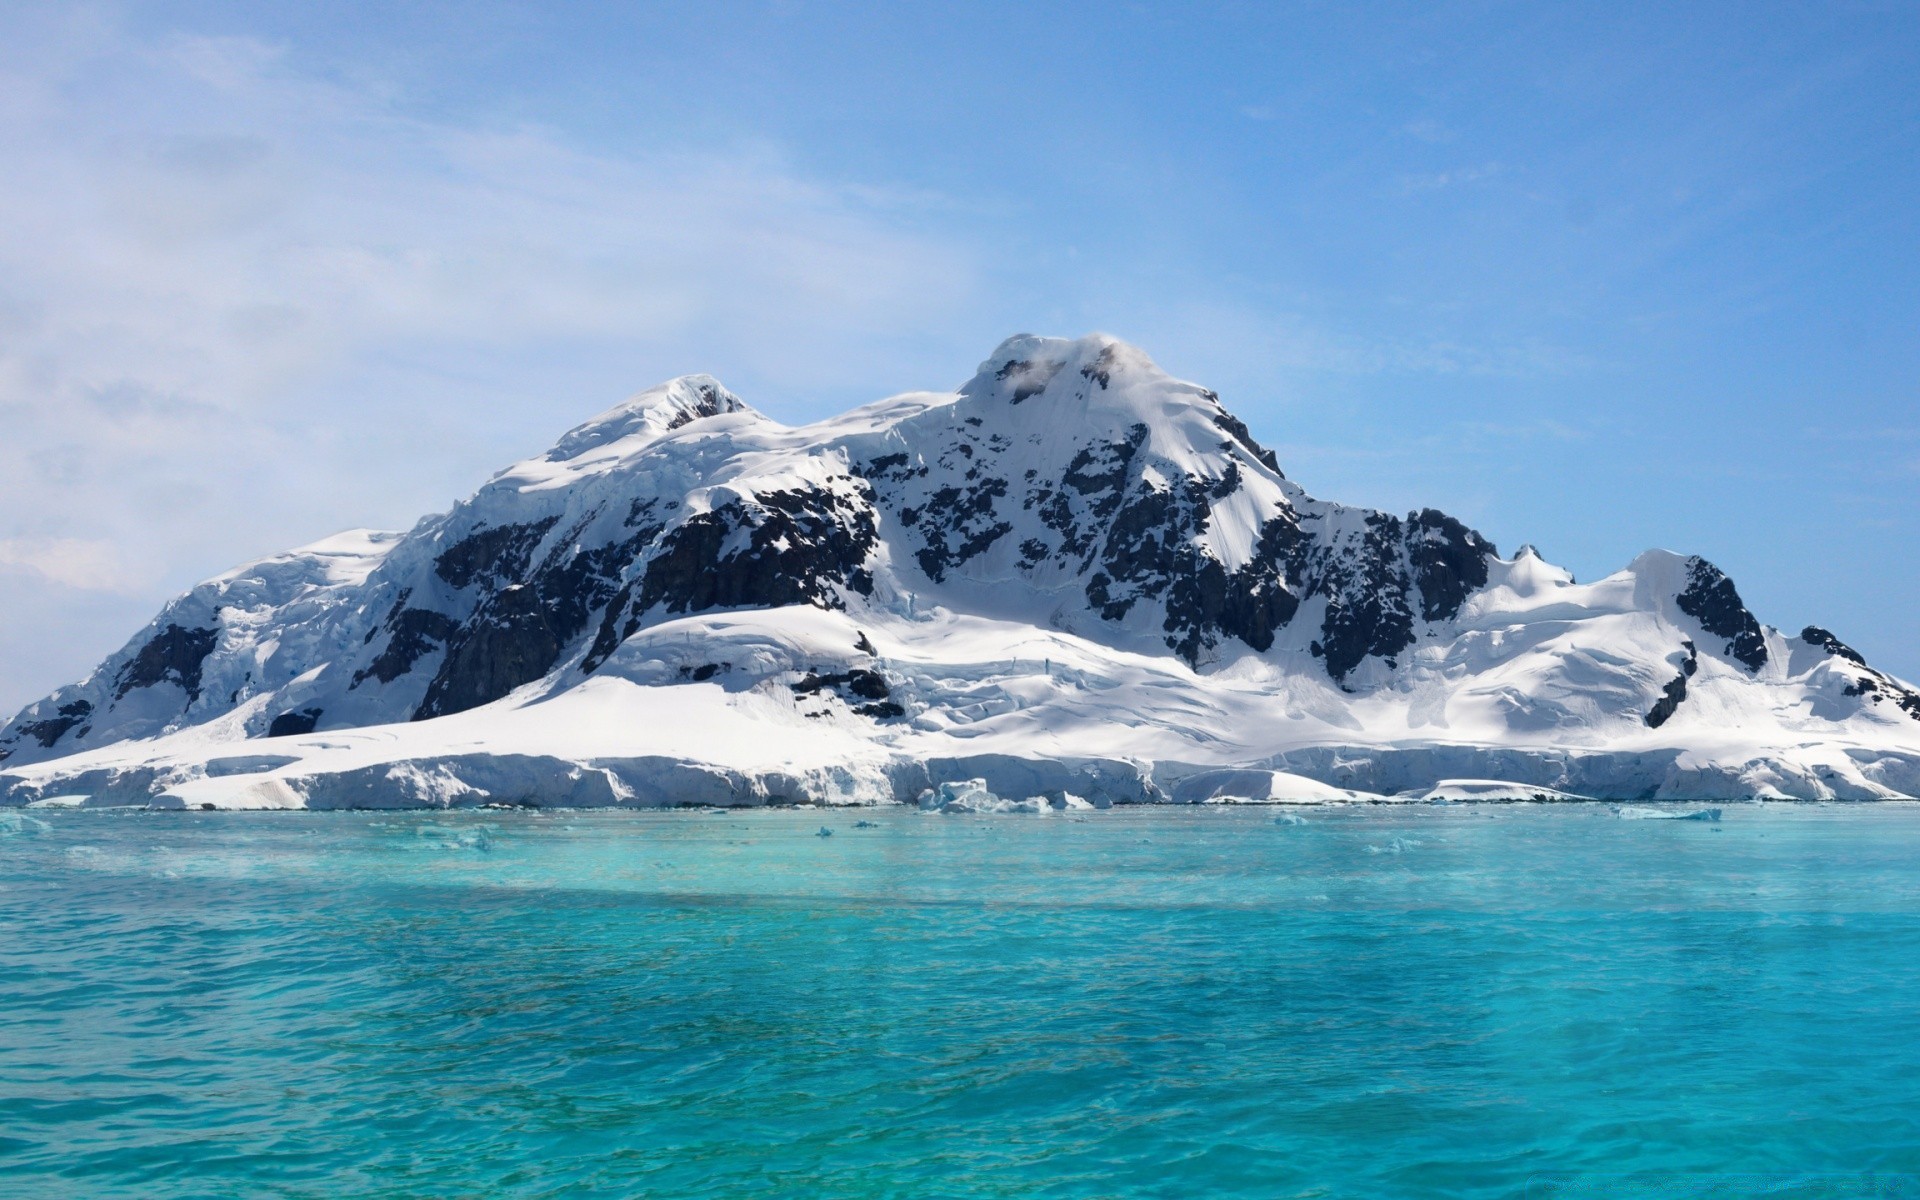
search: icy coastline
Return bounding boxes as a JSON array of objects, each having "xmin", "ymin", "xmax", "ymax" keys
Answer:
[{"xmin": 7, "ymin": 741, "xmax": 1918, "ymax": 811}]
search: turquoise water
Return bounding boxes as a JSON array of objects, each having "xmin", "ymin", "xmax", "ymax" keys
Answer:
[{"xmin": 4, "ymin": 803, "xmax": 1920, "ymax": 1198}]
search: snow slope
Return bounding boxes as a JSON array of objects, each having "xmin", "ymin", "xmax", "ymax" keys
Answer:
[{"xmin": 5, "ymin": 335, "xmax": 1919, "ymax": 808}]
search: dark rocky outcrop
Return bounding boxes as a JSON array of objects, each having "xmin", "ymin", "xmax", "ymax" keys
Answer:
[
  {"xmin": 1803, "ymin": 626, "xmax": 1867, "ymax": 666},
  {"xmin": 354, "ymin": 603, "xmax": 461, "ymax": 687},
  {"xmin": 422, "ymin": 506, "xmax": 671, "ymax": 717},
  {"xmin": 994, "ymin": 357, "xmax": 1064, "ymax": 404},
  {"xmin": 1676, "ymin": 557, "xmax": 1768, "ymax": 672},
  {"xmin": 1087, "ymin": 477, "xmax": 1305, "ymax": 664},
  {"xmin": 18, "ymin": 700, "xmax": 93, "ymax": 748},
  {"xmin": 434, "ymin": 519, "xmax": 559, "ymax": 590},
  {"xmin": 1407, "ymin": 509, "xmax": 1497, "ymax": 622},
  {"xmin": 791, "ymin": 667, "xmax": 904, "ymax": 720},
  {"xmin": 267, "ymin": 708, "xmax": 322, "ymax": 737},
  {"xmin": 114, "ymin": 624, "xmax": 219, "ymax": 702},
  {"xmin": 1305, "ymin": 514, "xmax": 1418, "ymax": 683},
  {"xmin": 416, "ymin": 585, "xmax": 561, "ymax": 720},
  {"xmin": 1843, "ymin": 672, "xmax": 1920, "ymax": 724},
  {"xmin": 1207, "ymin": 395, "xmax": 1282, "ymax": 474},
  {"xmin": 1646, "ymin": 641, "xmax": 1699, "ymax": 728},
  {"xmin": 663, "ymin": 381, "xmax": 739, "ymax": 430},
  {"xmin": 636, "ymin": 482, "xmax": 879, "ymax": 617},
  {"xmin": 910, "ymin": 479, "xmax": 1011, "ymax": 582}
]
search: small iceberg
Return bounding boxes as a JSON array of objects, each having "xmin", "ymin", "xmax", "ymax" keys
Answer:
[
  {"xmin": 1397, "ymin": 779, "xmax": 1590, "ymax": 804},
  {"xmin": 1614, "ymin": 806, "xmax": 1722, "ymax": 821},
  {"xmin": 25, "ymin": 794, "xmax": 88, "ymax": 809},
  {"xmin": 1366, "ymin": 837, "xmax": 1422, "ymax": 854},
  {"xmin": 853, "ymin": 819, "xmax": 878, "ymax": 829},
  {"xmin": 815, "ymin": 826, "xmax": 833, "ymax": 837},
  {"xmin": 916, "ymin": 779, "xmax": 1076, "ymax": 814}
]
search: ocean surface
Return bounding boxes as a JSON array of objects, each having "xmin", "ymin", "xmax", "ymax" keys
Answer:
[{"xmin": 4, "ymin": 802, "xmax": 1920, "ymax": 1199}]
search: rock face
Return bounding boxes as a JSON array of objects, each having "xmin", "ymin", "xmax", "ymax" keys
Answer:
[{"xmin": 3, "ymin": 335, "xmax": 1918, "ymax": 804}]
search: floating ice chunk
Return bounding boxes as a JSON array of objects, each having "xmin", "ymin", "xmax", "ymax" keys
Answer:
[
  {"xmin": 915, "ymin": 779, "xmax": 1071, "ymax": 814},
  {"xmin": 853, "ymin": 819, "xmax": 878, "ymax": 828},
  {"xmin": 1366, "ymin": 837, "xmax": 1421, "ymax": 854},
  {"xmin": 919, "ymin": 778, "xmax": 997, "ymax": 812},
  {"xmin": 816, "ymin": 826, "xmax": 833, "ymax": 837},
  {"xmin": 25, "ymin": 794, "xmax": 88, "ymax": 809},
  {"xmin": 1397, "ymin": 779, "xmax": 1589, "ymax": 804},
  {"xmin": 1273, "ymin": 813, "xmax": 1308, "ymax": 825},
  {"xmin": 1614, "ymin": 806, "xmax": 1721, "ymax": 821}
]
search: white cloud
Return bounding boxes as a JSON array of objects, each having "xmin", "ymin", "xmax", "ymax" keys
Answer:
[
  {"xmin": 0, "ymin": 9, "xmax": 985, "ymax": 710},
  {"xmin": 0, "ymin": 538, "xmax": 131, "ymax": 593},
  {"xmin": 1398, "ymin": 162, "xmax": 1508, "ymax": 192}
]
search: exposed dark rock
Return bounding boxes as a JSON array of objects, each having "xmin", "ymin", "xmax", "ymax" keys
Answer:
[
  {"xmin": 416, "ymin": 585, "xmax": 561, "ymax": 720},
  {"xmin": 1079, "ymin": 346, "xmax": 1117, "ymax": 389},
  {"xmin": 637, "ymin": 481, "xmax": 880, "ymax": 614},
  {"xmin": 528, "ymin": 523, "xmax": 660, "ymax": 656},
  {"xmin": 854, "ymin": 631, "xmax": 877, "ymax": 656},
  {"xmin": 790, "ymin": 668, "xmax": 902, "ymax": 720},
  {"xmin": 114, "ymin": 625, "xmax": 219, "ymax": 702},
  {"xmin": 1063, "ymin": 425, "xmax": 1148, "ymax": 515},
  {"xmin": 1802, "ymin": 626, "xmax": 1867, "ymax": 666},
  {"xmin": 354, "ymin": 605, "xmax": 460, "ymax": 687},
  {"xmin": 625, "ymin": 497, "xmax": 659, "ymax": 528},
  {"xmin": 18, "ymin": 699, "xmax": 93, "ymax": 748},
  {"xmin": 791, "ymin": 668, "xmax": 891, "ymax": 701},
  {"xmin": 1676, "ymin": 557, "xmax": 1769, "ymax": 672},
  {"xmin": 433, "ymin": 502, "xmax": 667, "ymax": 706},
  {"xmin": 995, "ymin": 357, "xmax": 1064, "ymax": 403},
  {"xmin": 1207, "ymin": 399, "xmax": 1282, "ymax": 474},
  {"xmin": 664, "ymin": 381, "xmax": 737, "ymax": 430},
  {"xmin": 581, "ymin": 579, "xmax": 640, "ymax": 675},
  {"xmin": 1406, "ymin": 509, "xmax": 1497, "ymax": 622},
  {"xmin": 1646, "ymin": 641, "xmax": 1699, "ymax": 728},
  {"xmin": 910, "ymin": 479, "xmax": 1011, "ymax": 583},
  {"xmin": 1308, "ymin": 514, "xmax": 1417, "ymax": 683},
  {"xmin": 433, "ymin": 519, "xmax": 559, "ymax": 590},
  {"xmin": 267, "ymin": 708, "xmax": 323, "ymax": 737},
  {"xmin": 1843, "ymin": 671, "xmax": 1920, "ymax": 724}
]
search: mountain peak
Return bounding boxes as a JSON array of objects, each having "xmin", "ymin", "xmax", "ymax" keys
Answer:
[
  {"xmin": 958, "ymin": 333, "xmax": 1191, "ymax": 412},
  {"xmin": 544, "ymin": 374, "xmax": 753, "ymax": 465}
]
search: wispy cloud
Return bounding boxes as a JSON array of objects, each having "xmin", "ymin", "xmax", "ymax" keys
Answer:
[
  {"xmin": 0, "ymin": 9, "xmax": 985, "ymax": 708},
  {"xmin": 0, "ymin": 539, "xmax": 132, "ymax": 593},
  {"xmin": 1402, "ymin": 118, "xmax": 1455, "ymax": 144},
  {"xmin": 1398, "ymin": 162, "xmax": 1509, "ymax": 193}
]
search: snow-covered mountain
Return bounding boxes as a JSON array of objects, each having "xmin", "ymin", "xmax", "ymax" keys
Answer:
[{"xmin": 6, "ymin": 334, "xmax": 1919, "ymax": 808}]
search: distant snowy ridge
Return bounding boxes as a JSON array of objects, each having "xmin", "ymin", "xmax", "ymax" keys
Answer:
[{"xmin": 5, "ymin": 334, "xmax": 1919, "ymax": 809}]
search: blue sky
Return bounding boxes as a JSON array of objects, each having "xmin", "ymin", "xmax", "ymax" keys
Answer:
[{"xmin": 2, "ymin": 1, "xmax": 1918, "ymax": 708}]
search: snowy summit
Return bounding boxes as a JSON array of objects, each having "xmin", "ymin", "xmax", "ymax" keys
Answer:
[{"xmin": 4, "ymin": 334, "xmax": 1918, "ymax": 809}]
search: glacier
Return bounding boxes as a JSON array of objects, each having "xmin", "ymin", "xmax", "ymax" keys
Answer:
[{"xmin": 4, "ymin": 333, "xmax": 1919, "ymax": 809}]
